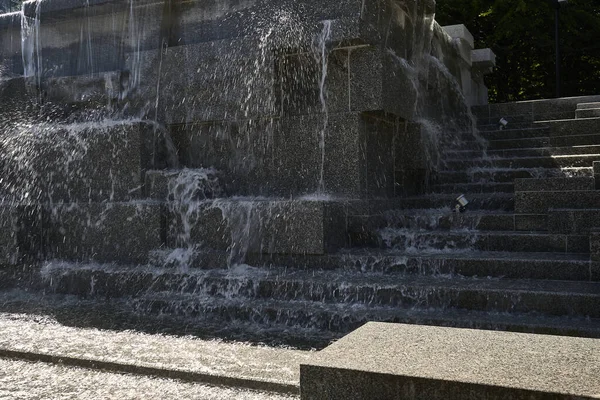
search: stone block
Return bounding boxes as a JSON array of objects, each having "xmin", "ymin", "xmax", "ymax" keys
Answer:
[
  {"xmin": 515, "ymin": 191, "xmax": 600, "ymax": 214},
  {"xmin": 20, "ymin": 122, "xmax": 154, "ymax": 203},
  {"xmin": 300, "ymin": 323, "xmax": 600, "ymax": 400},
  {"xmin": 129, "ymin": 38, "xmax": 278, "ymax": 124},
  {"xmin": 170, "ymin": 119, "xmax": 273, "ymax": 196},
  {"xmin": 594, "ymin": 161, "xmax": 600, "ymax": 190},
  {"xmin": 271, "ymin": 112, "xmax": 396, "ymax": 197},
  {"xmin": 348, "ymin": 45, "xmax": 418, "ymax": 120},
  {"xmin": 590, "ymin": 230, "xmax": 600, "ymax": 262},
  {"xmin": 441, "ymin": 24, "xmax": 473, "ymax": 66},
  {"xmin": 0, "ymin": 206, "xmax": 21, "ymax": 265},
  {"xmin": 144, "ymin": 169, "xmax": 222, "ymax": 201},
  {"xmin": 545, "ymin": 118, "xmax": 600, "ymax": 137},
  {"xmin": 40, "ymin": 72, "xmax": 121, "ymax": 109},
  {"xmin": 167, "ymin": 199, "xmax": 347, "ymax": 258},
  {"xmin": 471, "ymin": 48, "xmax": 496, "ymax": 73},
  {"xmin": 280, "ymin": 49, "xmax": 350, "ymax": 117},
  {"xmin": 515, "ymin": 177, "xmax": 595, "ymax": 192},
  {"xmin": 46, "ymin": 202, "xmax": 163, "ymax": 264},
  {"xmin": 549, "ymin": 209, "xmax": 600, "ymax": 234}
]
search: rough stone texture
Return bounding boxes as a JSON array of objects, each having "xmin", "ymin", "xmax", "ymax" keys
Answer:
[
  {"xmin": 515, "ymin": 177, "xmax": 595, "ymax": 192},
  {"xmin": 544, "ymin": 118, "xmax": 600, "ymax": 137},
  {"xmin": 300, "ymin": 322, "xmax": 600, "ymax": 400},
  {"xmin": 45, "ymin": 202, "xmax": 162, "ymax": 264},
  {"xmin": 44, "ymin": 122, "xmax": 146, "ymax": 202},
  {"xmin": 0, "ymin": 206, "xmax": 21, "ymax": 265},
  {"xmin": 0, "ymin": 314, "xmax": 307, "ymax": 394},
  {"xmin": 549, "ymin": 209, "xmax": 600, "ymax": 234},
  {"xmin": 590, "ymin": 231, "xmax": 600, "ymax": 262},
  {"xmin": 168, "ymin": 200, "xmax": 347, "ymax": 256},
  {"xmin": 41, "ymin": 72, "xmax": 121, "ymax": 108},
  {"xmin": 0, "ymin": 12, "xmax": 21, "ymax": 77},
  {"xmin": 516, "ymin": 191, "xmax": 600, "ymax": 214},
  {"xmin": 171, "ymin": 113, "xmax": 396, "ymax": 198}
]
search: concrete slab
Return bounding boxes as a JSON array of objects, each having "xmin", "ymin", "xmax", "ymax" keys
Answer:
[
  {"xmin": 0, "ymin": 313, "xmax": 309, "ymax": 394},
  {"xmin": 301, "ymin": 322, "xmax": 600, "ymax": 400}
]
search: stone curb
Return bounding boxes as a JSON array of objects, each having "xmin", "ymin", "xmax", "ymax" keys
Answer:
[{"xmin": 0, "ymin": 348, "xmax": 300, "ymax": 395}]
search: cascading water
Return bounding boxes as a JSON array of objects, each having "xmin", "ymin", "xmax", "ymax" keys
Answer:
[{"xmin": 313, "ymin": 20, "xmax": 331, "ymax": 193}]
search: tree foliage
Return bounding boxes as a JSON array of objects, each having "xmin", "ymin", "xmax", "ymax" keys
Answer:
[{"xmin": 435, "ymin": 0, "xmax": 600, "ymax": 102}]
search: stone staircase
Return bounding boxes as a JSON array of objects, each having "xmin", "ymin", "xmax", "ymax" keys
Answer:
[{"xmin": 3, "ymin": 94, "xmax": 600, "ymax": 348}]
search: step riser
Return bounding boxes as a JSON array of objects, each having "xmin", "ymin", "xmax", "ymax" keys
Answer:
[
  {"xmin": 430, "ymin": 184, "xmax": 514, "ymax": 194},
  {"xmin": 551, "ymin": 134, "xmax": 600, "ymax": 147},
  {"xmin": 516, "ymin": 191, "xmax": 600, "ymax": 214},
  {"xmin": 576, "ymin": 109, "xmax": 600, "ymax": 119},
  {"xmin": 577, "ymin": 102, "xmax": 600, "ymax": 110},
  {"xmin": 444, "ymin": 156, "xmax": 600, "ymax": 170},
  {"xmin": 41, "ymin": 268, "xmax": 599, "ymax": 320},
  {"xmin": 486, "ymin": 138, "xmax": 550, "ymax": 150},
  {"xmin": 397, "ymin": 197, "xmax": 514, "ymax": 211},
  {"xmin": 132, "ymin": 298, "xmax": 600, "ymax": 338},
  {"xmin": 128, "ymin": 290, "xmax": 600, "ymax": 325},
  {"xmin": 377, "ymin": 231, "xmax": 588, "ymax": 253},
  {"xmin": 438, "ymin": 169, "xmax": 591, "ymax": 184},
  {"xmin": 449, "ymin": 146, "xmax": 600, "ymax": 159},
  {"xmin": 480, "ymin": 128, "xmax": 550, "ymax": 141}
]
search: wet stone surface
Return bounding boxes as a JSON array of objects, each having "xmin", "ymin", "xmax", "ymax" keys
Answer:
[{"xmin": 0, "ymin": 358, "xmax": 297, "ymax": 400}]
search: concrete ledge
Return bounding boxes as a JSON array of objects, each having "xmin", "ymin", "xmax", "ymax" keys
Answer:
[
  {"xmin": 0, "ymin": 313, "xmax": 306, "ymax": 394},
  {"xmin": 300, "ymin": 322, "xmax": 600, "ymax": 400}
]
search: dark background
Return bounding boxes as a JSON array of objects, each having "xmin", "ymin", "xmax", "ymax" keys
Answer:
[{"xmin": 436, "ymin": 0, "xmax": 600, "ymax": 102}]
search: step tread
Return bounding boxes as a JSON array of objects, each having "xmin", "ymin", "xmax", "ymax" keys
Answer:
[
  {"xmin": 44, "ymin": 261, "xmax": 599, "ymax": 295},
  {"xmin": 135, "ymin": 290, "xmax": 600, "ymax": 337}
]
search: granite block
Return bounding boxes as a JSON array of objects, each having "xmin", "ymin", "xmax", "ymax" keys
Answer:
[
  {"xmin": 167, "ymin": 199, "xmax": 347, "ymax": 258},
  {"xmin": 515, "ymin": 177, "xmax": 595, "ymax": 192},
  {"xmin": 515, "ymin": 191, "xmax": 600, "ymax": 214},
  {"xmin": 549, "ymin": 209, "xmax": 600, "ymax": 234},
  {"xmin": 301, "ymin": 322, "xmax": 600, "ymax": 400},
  {"xmin": 590, "ymin": 231, "xmax": 600, "ymax": 262},
  {"xmin": 46, "ymin": 202, "xmax": 163, "ymax": 264}
]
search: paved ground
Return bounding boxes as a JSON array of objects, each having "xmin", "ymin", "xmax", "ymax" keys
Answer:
[
  {"xmin": 0, "ymin": 358, "xmax": 297, "ymax": 399},
  {"xmin": 0, "ymin": 312, "xmax": 313, "ymax": 395}
]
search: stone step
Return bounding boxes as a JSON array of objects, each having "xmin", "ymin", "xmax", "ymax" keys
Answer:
[
  {"xmin": 41, "ymin": 261, "xmax": 597, "ymax": 312},
  {"xmin": 126, "ymin": 274, "xmax": 600, "ymax": 325},
  {"xmin": 476, "ymin": 114, "xmax": 533, "ymax": 127},
  {"xmin": 131, "ymin": 293, "xmax": 600, "ymax": 339},
  {"xmin": 550, "ymin": 133, "xmax": 600, "ymax": 147},
  {"xmin": 577, "ymin": 102, "xmax": 600, "ymax": 110},
  {"xmin": 349, "ymin": 211, "xmax": 553, "ymax": 239},
  {"xmin": 477, "ymin": 122, "xmax": 537, "ymax": 132},
  {"xmin": 349, "ymin": 212, "xmax": 515, "ymax": 242},
  {"xmin": 397, "ymin": 193, "xmax": 514, "ymax": 211},
  {"xmin": 548, "ymin": 209, "xmax": 600, "ymax": 234},
  {"xmin": 479, "ymin": 126, "xmax": 550, "ymax": 141},
  {"xmin": 514, "ymin": 177, "xmax": 595, "ymax": 192},
  {"xmin": 516, "ymin": 190, "xmax": 600, "ymax": 214},
  {"xmin": 376, "ymin": 229, "xmax": 588, "ymax": 253},
  {"xmin": 474, "ymin": 95, "xmax": 600, "ymax": 122},
  {"xmin": 444, "ymin": 154, "xmax": 600, "ymax": 170},
  {"xmin": 142, "ymin": 248, "xmax": 599, "ymax": 281},
  {"xmin": 536, "ymin": 117, "xmax": 600, "ymax": 137},
  {"xmin": 576, "ymin": 109, "xmax": 600, "ymax": 119},
  {"xmin": 437, "ymin": 167, "xmax": 592, "ymax": 184},
  {"xmin": 485, "ymin": 137, "xmax": 550, "ymax": 150},
  {"xmin": 448, "ymin": 145, "xmax": 600, "ymax": 159},
  {"xmin": 430, "ymin": 182, "xmax": 514, "ymax": 194}
]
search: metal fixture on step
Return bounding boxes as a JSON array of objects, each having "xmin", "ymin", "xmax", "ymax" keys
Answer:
[
  {"xmin": 455, "ymin": 194, "xmax": 469, "ymax": 213},
  {"xmin": 498, "ymin": 118, "xmax": 509, "ymax": 130}
]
